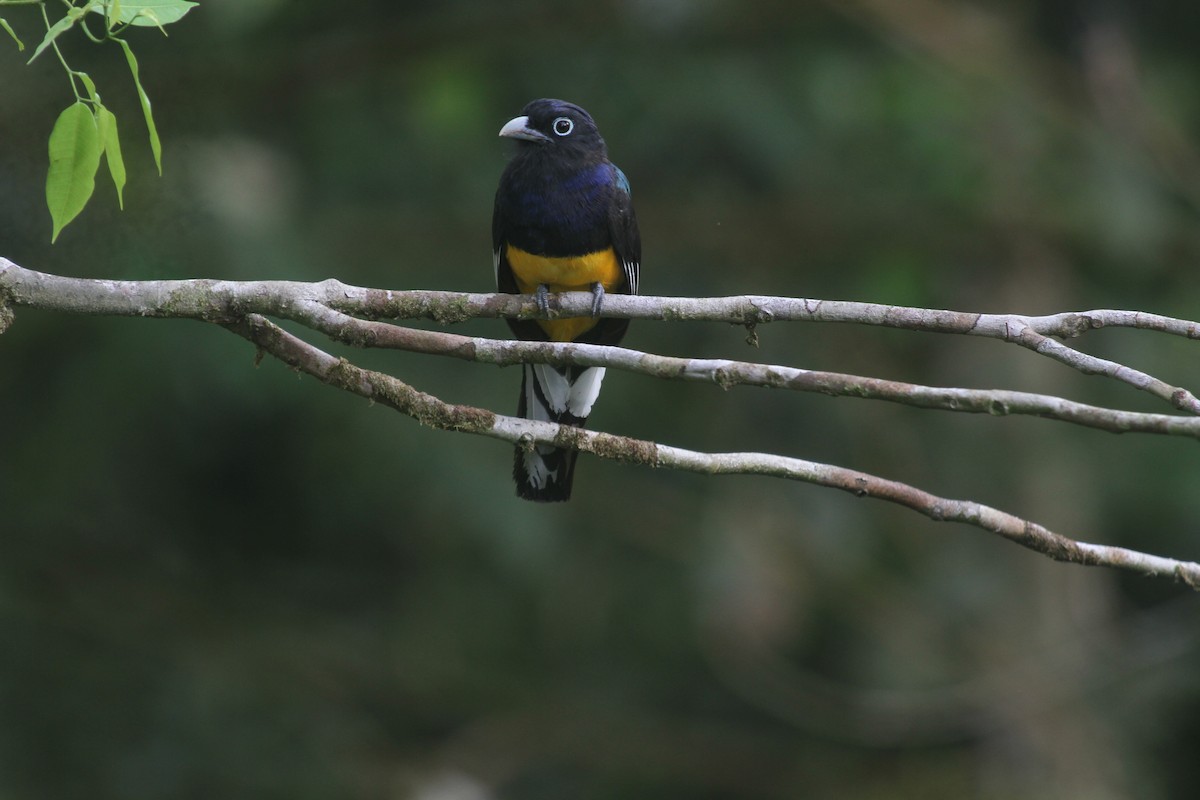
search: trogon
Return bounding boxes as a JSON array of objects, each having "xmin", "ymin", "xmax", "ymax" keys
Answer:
[{"xmin": 493, "ymin": 98, "xmax": 641, "ymax": 502}]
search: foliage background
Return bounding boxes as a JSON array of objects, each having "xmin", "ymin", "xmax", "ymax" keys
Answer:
[{"xmin": 3, "ymin": 0, "xmax": 1200, "ymax": 797}]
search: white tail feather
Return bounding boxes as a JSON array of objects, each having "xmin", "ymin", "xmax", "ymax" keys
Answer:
[
  {"xmin": 567, "ymin": 367, "xmax": 605, "ymax": 418},
  {"xmin": 530, "ymin": 364, "xmax": 606, "ymax": 419}
]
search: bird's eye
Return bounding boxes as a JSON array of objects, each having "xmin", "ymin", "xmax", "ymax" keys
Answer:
[{"xmin": 552, "ymin": 117, "xmax": 574, "ymax": 136}]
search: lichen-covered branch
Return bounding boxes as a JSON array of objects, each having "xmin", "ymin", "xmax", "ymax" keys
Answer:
[
  {"xmin": 3, "ymin": 257, "xmax": 1198, "ymax": 414},
  {"xmin": 223, "ymin": 313, "xmax": 1200, "ymax": 589},
  {"xmin": 275, "ymin": 302, "xmax": 1200, "ymax": 440},
  {"xmin": 5, "ymin": 256, "xmax": 1200, "ymax": 587}
]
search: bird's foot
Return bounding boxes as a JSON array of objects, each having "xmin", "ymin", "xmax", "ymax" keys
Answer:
[
  {"xmin": 535, "ymin": 284, "xmax": 551, "ymax": 317},
  {"xmin": 590, "ymin": 282, "xmax": 605, "ymax": 317}
]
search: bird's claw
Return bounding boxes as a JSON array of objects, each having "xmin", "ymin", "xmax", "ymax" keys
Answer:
[
  {"xmin": 590, "ymin": 282, "xmax": 605, "ymax": 317},
  {"xmin": 535, "ymin": 284, "xmax": 551, "ymax": 317}
]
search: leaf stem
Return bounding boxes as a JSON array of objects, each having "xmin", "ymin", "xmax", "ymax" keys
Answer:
[
  {"xmin": 76, "ymin": 10, "xmax": 102, "ymax": 43},
  {"xmin": 40, "ymin": 2, "xmax": 83, "ymax": 101}
]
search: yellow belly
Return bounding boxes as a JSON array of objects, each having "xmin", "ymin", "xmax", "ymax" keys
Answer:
[{"xmin": 506, "ymin": 245, "xmax": 623, "ymax": 342}]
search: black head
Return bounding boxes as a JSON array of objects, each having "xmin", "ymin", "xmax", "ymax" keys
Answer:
[{"xmin": 498, "ymin": 98, "xmax": 606, "ymax": 157}]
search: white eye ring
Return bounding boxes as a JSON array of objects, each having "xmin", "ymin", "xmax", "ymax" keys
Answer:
[{"xmin": 552, "ymin": 117, "xmax": 574, "ymax": 136}]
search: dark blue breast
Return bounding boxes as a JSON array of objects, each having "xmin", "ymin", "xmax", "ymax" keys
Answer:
[{"xmin": 500, "ymin": 161, "xmax": 615, "ymax": 256}]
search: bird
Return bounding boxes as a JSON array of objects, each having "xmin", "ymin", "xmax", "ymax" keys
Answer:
[{"xmin": 493, "ymin": 98, "xmax": 641, "ymax": 502}]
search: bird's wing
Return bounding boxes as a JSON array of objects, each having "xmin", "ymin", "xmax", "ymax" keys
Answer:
[
  {"xmin": 609, "ymin": 163, "xmax": 641, "ymax": 296},
  {"xmin": 492, "ymin": 192, "xmax": 515, "ymax": 292}
]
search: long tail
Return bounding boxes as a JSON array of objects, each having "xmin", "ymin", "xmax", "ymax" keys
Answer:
[{"xmin": 514, "ymin": 363, "xmax": 606, "ymax": 502}]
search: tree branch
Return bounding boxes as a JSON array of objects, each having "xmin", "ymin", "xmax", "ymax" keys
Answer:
[
  {"xmin": 4, "ymin": 256, "xmax": 1200, "ymax": 588},
  {"xmin": 222, "ymin": 312, "xmax": 1200, "ymax": 588},
  {"xmin": 4, "ymin": 258, "xmax": 1197, "ymax": 413},
  {"xmin": 281, "ymin": 305, "xmax": 1200, "ymax": 440}
]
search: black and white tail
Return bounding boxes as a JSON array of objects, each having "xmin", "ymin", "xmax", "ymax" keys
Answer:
[{"xmin": 514, "ymin": 363, "xmax": 606, "ymax": 502}]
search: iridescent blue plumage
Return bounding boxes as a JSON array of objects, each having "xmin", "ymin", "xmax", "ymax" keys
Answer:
[
  {"xmin": 613, "ymin": 164, "xmax": 632, "ymax": 198},
  {"xmin": 498, "ymin": 155, "xmax": 619, "ymax": 255}
]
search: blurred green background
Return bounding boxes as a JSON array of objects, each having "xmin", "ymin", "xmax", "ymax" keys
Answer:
[{"xmin": 3, "ymin": 0, "xmax": 1200, "ymax": 797}]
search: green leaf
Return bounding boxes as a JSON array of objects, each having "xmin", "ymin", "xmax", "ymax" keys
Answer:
[
  {"xmin": 96, "ymin": 106, "xmax": 127, "ymax": 209},
  {"xmin": 91, "ymin": 0, "xmax": 197, "ymax": 27},
  {"xmin": 46, "ymin": 102, "xmax": 102, "ymax": 242},
  {"xmin": 1, "ymin": 17, "xmax": 24, "ymax": 51},
  {"xmin": 116, "ymin": 37, "xmax": 161, "ymax": 174},
  {"xmin": 26, "ymin": 10, "xmax": 78, "ymax": 65}
]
